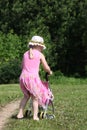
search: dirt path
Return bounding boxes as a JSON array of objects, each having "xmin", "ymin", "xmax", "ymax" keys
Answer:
[{"xmin": 0, "ymin": 99, "xmax": 21, "ymax": 130}]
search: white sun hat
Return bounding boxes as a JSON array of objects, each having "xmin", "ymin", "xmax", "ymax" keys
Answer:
[{"xmin": 28, "ymin": 36, "xmax": 46, "ymax": 49}]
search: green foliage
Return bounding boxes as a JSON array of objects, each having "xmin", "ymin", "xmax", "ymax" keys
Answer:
[
  {"xmin": 0, "ymin": 31, "xmax": 23, "ymax": 84},
  {"xmin": 0, "ymin": 59, "xmax": 21, "ymax": 84},
  {"xmin": 0, "ymin": 0, "xmax": 87, "ymax": 78},
  {"xmin": 0, "ymin": 31, "xmax": 22, "ymax": 64}
]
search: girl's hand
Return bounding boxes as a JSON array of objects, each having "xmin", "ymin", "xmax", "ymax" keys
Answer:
[{"xmin": 49, "ymin": 71, "xmax": 53, "ymax": 75}]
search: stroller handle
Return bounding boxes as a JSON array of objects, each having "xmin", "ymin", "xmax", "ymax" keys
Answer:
[{"xmin": 45, "ymin": 72, "xmax": 49, "ymax": 81}]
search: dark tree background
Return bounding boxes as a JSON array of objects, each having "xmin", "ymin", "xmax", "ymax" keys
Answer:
[{"xmin": 0, "ymin": 0, "xmax": 87, "ymax": 83}]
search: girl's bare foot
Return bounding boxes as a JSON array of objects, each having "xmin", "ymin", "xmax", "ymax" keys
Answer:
[
  {"xmin": 33, "ymin": 117, "xmax": 39, "ymax": 121},
  {"xmin": 17, "ymin": 114, "xmax": 24, "ymax": 119}
]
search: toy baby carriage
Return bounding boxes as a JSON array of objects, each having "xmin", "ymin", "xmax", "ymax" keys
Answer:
[{"xmin": 25, "ymin": 72, "xmax": 55, "ymax": 119}]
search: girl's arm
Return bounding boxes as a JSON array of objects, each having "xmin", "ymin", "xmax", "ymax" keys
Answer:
[{"xmin": 40, "ymin": 53, "xmax": 52, "ymax": 75}]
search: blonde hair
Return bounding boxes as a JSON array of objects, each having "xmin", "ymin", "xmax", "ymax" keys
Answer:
[
  {"xmin": 29, "ymin": 45, "xmax": 42, "ymax": 59},
  {"xmin": 29, "ymin": 45, "xmax": 33, "ymax": 59}
]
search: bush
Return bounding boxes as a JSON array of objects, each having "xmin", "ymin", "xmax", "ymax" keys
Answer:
[
  {"xmin": 0, "ymin": 31, "xmax": 22, "ymax": 64},
  {"xmin": 0, "ymin": 59, "xmax": 21, "ymax": 84}
]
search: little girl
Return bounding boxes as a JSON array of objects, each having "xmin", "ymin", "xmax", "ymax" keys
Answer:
[{"xmin": 17, "ymin": 36, "xmax": 52, "ymax": 120}]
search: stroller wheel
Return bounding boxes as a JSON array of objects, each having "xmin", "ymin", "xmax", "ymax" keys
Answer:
[
  {"xmin": 25, "ymin": 110, "xmax": 32, "ymax": 118},
  {"xmin": 46, "ymin": 114, "xmax": 55, "ymax": 119},
  {"xmin": 38, "ymin": 111, "xmax": 47, "ymax": 119}
]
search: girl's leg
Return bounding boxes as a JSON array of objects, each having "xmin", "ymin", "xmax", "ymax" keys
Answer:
[
  {"xmin": 32, "ymin": 96, "xmax": 39, "ymax": 120},
  {"xmin": 17, "ymin": 94, "xmax": 30, "ymax": 118}
]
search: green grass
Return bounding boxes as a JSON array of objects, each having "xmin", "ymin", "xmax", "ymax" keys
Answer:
[
  {"xmin": 0, "ymin": 84, "xmax": 22, "ymax": 106},
  {"xmin": 0, "ymin": 77, "xmax": 87, "ymax": 130}
]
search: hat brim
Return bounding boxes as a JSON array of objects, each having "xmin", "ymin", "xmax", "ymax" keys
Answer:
[{"xmin": 28, "ymin": 42, "xmax": 46, "ymax": 49}]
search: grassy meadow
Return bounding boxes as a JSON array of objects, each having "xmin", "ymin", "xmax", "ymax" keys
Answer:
[
  {"xmin": 0, "ymin": 76, "xmax": 87, "ymax": 130},
  {"xmin": 0, "ymin": 84, "xmax": 22, "ymax": 107}
]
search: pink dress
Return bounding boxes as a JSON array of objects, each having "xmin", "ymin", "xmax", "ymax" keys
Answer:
[{"xmin": 19, "ymin": 49, "xmax": 52, "ymax": 107}]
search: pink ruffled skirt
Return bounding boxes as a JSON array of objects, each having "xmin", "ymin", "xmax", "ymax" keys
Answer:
[{"xmin": 19, "ymin": 73, "xmax": 53, "ymax": 107}]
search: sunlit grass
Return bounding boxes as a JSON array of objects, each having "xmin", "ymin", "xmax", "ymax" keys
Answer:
[
  {"xmin": 0, "ymin": 84, "xmax": 22, "ymax": 106},
  {"xmin": 0, "ymin": 77, "xmax": 87, "ymax": 130}
]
